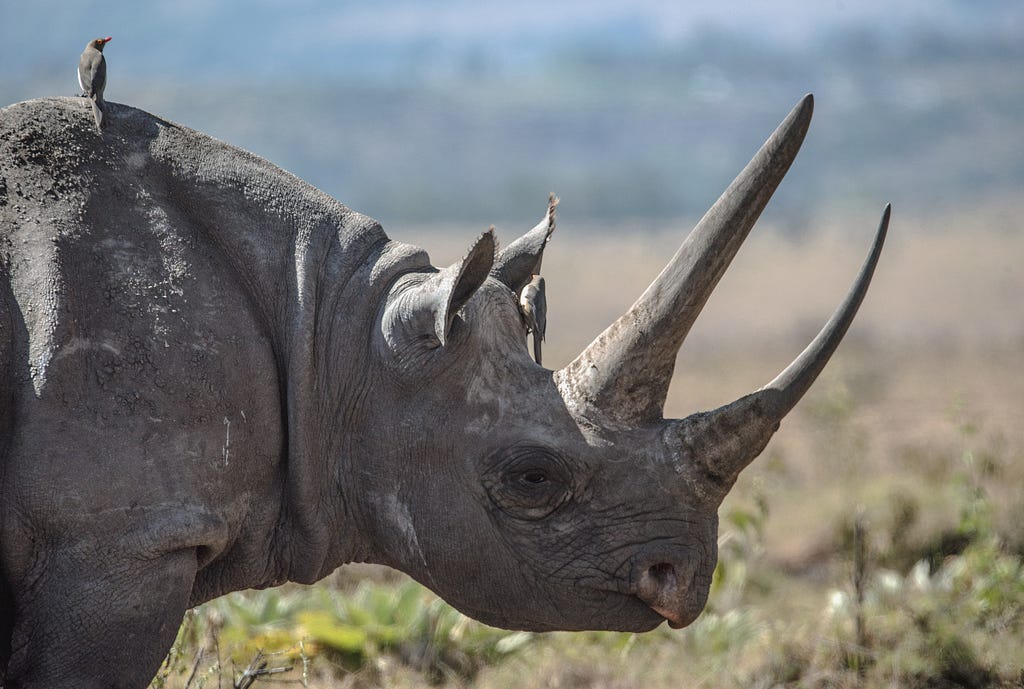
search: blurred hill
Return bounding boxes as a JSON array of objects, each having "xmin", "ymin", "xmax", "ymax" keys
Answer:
[{"xmin": 2, "ymin": 1, "xmax": 1022, "ymax": 226}]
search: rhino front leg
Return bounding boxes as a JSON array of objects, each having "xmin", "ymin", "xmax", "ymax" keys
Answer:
[
  {"xmin": 5, "ymin": 546, "xmax": 198, "ymax": 689},
  {"xmin": 3, "ymin": 506, "xmax": 229, "ymax": 688}
]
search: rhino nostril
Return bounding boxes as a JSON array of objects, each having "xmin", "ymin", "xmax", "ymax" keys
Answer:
[
  {"xmin": 647, "ymin": 561, "xmax": 671, "ymax": 577},
  {"xmin": 647, "ymin": 563, "xmax": 676, "ymax": 587}
]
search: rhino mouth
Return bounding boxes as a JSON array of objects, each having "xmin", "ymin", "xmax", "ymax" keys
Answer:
[
  {"xmin": 572, "ymin": 575, "xmax": 698, "ymax": 631},
  {"xmin": 648, "ymin": 603, "xmax": 697, "ymax": 629},
  {"xmin": 586, "ymin": 562, "xmax": 708, "ymax": 630},
  {"xmin": 598, "ymin": 589, "xmax": 693, "ymax": 631}
]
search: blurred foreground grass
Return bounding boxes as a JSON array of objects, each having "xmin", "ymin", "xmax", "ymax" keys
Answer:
[{"xmin": 152, "ymin": 210, "xmax": 1024, "ymax": 688}]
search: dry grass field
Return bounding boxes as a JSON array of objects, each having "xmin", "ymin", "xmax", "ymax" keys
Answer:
[{"xmin": 152, "ymin": 204, "xmax": 1024, "ymax": 688}]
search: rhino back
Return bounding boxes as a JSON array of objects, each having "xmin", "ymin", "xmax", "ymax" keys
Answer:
[{"xmin": 0, "ymin": 97, "xmax": 415, "ymax": 589}]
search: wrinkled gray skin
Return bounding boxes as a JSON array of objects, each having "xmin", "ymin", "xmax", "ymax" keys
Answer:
[{"xmin": 0, "ymin": 95, "xmax": 888, "ymax": 688}]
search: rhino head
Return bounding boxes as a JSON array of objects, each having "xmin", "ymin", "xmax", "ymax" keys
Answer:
[{"xmin": 357, "ymin": 94, "xmax": 889, "ymax": 632}]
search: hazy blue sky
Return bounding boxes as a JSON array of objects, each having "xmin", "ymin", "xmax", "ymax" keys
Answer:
[
  {"xmin": 2, "ymin": 1, "xmax": 1020, "ymax": 225},
  {"xmin": 4, "ymin": 0, "xmax": 1021, "ymax": 82}
]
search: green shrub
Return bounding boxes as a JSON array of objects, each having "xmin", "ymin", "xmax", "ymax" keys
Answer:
[{"xmin": 153, "ymin": 579, "xmax": 533, "ymax": 686}]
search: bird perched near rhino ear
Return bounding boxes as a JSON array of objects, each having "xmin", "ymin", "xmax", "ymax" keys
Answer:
[
  {"xmin": 520, "ymin": 274, "xmax": 547, "ymax": 365},
  {"xmin": 490, "ymin": 194, "xmax": 557, "ymax": 364},
  {"xmin": 78, "ymin": 36, "xmax": 111, "ymax": 131}
]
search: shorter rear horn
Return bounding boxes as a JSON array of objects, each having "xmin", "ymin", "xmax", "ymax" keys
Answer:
[{"xmin": 684, "ymin": 205, "xmax": 890, "ymax": 493}]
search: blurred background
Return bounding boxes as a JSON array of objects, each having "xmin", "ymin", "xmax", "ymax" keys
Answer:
[
  {"xmin": 3, "ymin": 2, "xmax": 1023, "ymax": 687},
  {"xmin": 4, "ymin": 0, "xmax": 1022, "ymax": 225}
]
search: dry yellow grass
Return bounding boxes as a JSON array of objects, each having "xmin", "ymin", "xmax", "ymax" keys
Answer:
[{"xmin": 407, "ymin": 202, "xmax": 1024, "ymax": 363}]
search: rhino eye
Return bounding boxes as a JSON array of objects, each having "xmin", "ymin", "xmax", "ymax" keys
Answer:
[
  {"xmin": 485, "ymin": 447, "xmax": 572, "ymax": 520},
  {"xmin": 520, "ymin": 470, "xmax": 548, "ymax": 485}
]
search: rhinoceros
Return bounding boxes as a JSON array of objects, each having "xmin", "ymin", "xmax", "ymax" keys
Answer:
[{"xmin": 0, "ymin": 93, "xmax": 887, "ymax": 688}]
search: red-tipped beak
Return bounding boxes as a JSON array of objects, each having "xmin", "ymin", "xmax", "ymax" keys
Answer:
[{"xmin": 102, "ymin": 36, "xmax": 112, "ymax": 43}]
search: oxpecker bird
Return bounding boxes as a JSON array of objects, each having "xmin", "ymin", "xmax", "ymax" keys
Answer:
[
  {"xmin": 520, "ymin": 274, "xmax": 547, "ymax": 365},
  {"xmin": 78, "ymin": 36, "xmax": 111, "ymax": 131}
]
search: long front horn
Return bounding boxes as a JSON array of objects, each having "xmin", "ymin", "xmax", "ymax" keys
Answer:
[
  {"xmin": 680, "ymin": 206, "xmax": 890, "ymax": 497},
  {"xmin": 557, "ymin": 94, "xmax": 815, "ymax": 427}
]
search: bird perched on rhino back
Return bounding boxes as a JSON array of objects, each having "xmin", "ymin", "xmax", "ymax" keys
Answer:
[{"xmin": 78, "ymin": 36, "xmax": 111, "ymax": 131}]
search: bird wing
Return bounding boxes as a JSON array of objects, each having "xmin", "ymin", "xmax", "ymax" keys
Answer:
[
  {"xmin": 78, "ymin": 51, "xmax": 106, "ymax": 98},
  {"xmin": 533, "ymin": 278, "xmax": 547, "ymax": 341},
  {"xmin": 519, "ymin": 276, "xmax": 547, "ymax": 365}
]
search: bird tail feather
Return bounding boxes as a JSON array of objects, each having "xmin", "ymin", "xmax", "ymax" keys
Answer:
[{"xmin": 91, "ymin": 98, "xmax": 104, "ymax": 130}]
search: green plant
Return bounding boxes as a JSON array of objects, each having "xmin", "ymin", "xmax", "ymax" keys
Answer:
[
  {"xmin": 818, "ymin": 457, "xmax": 1024, "ymax": 688},
  {"xmin": 710, "ymin": 491, "xmax": 769, "ymax": 613},
  {"xmin": 152, "ymin": 578, "xmax": 534, "ymax": 687}
]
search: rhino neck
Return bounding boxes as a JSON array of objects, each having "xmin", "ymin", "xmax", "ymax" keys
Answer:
[
  {"xmin": 273, "ymin": 236, "xmax": 430, "ymax": 583},
  {"xmin": 61, "ymin": 98, "xmax": 433, "ymax": 583},
  {"xmin": 139, "ymin": 106, "xmax": 434, "ymax": 582}
]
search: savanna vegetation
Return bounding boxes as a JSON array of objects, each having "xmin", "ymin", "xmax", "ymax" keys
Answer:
[{"xmin": 150, "ymin": 208, "xmax": 1024, "ymax": 688}]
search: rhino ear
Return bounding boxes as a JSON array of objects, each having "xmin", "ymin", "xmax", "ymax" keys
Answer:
[
  {"xmin": 491, "ymin": 194, "xmax": 557, "ymax": 294},
  {"xmin": 380, "ymin": 230, "xmax": 495, "ymax": 364},
  {"xmin": 433, "ymin": 229, "xmax": 496, "ymax": 345}
]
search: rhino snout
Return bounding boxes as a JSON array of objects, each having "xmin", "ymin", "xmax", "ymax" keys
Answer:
[{"xmin": 633, "ymin": 556, "xmax": 708, "ymax": 629}]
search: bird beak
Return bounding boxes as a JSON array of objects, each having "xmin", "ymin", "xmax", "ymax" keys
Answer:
[{"xmin": 102, "ymin": 36, "xmax": 113, "ymax": 43}]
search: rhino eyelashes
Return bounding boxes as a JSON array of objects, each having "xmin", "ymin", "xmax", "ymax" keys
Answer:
[{"xmin": 484, "ymin": 446, "xmax": 573, "ymax": 520}]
